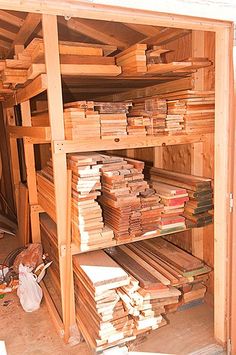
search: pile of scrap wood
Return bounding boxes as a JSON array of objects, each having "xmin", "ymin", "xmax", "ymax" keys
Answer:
[
  {"xmin": 165, "ymin": 90, "xmax": 215, "ymax": 134},
  {"xmin": 151, "ymin": 181, "xmax": 189, "ymax": 233},
  {"xmin": 150, "ymin": 168, "xmax": 213, "ymax": 227}
]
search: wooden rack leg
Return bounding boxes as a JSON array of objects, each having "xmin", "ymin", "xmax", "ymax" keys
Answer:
[
  {"xmin": 4, "ymin": 107, "xmax": 21, "ymax": 218},
  {"xmin": 21, "ymin": 100, "xmax": 41, "ymax": 243},
  {"xmin": 42, "ymin": 13, "xmax": 78, "ymax": 343}
]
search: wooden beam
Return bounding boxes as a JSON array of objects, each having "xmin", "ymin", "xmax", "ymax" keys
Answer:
[
  {"xmin": 27, "ymin": 63, "xmax": 121, "ymax": 79},
  {"xmin": 42, "ymin": 13, "xmax": 76, "ymax": 339},
  {"xmin": 21, "ymin": 100, "xmax": 41, "ymax": 243},
  {"xmin": 0, "ymin": 28, "xmax": 16, "ymax": 41},
  {"xmin": 214, "ymin": 26, "xmax": 232, "ymax": 344},
  {"xmin": 0, "ymin": 39, "xmax": 11, "ymax": 50},
  {"xmin": 0, "ymin": 10, "xmax": 23, "ymax": 27},
  {"xmin": 97, "ymin": 77, "xmax": 194, "ymax": 101},
  {"xmin": 58, "ymin": 17, "xmax": 127, "ymax": 49},
  {"xmin": 0, "ymin": 3, "xmax": 230, "ymax": 31},
  {"xmin": 8, "ymin": 13, "xmax": 41, "ymax": 56},
  {"xmin": 5, "ymin": 74, "xmax": 47, "ymax": 107},
  {"xmin": 8, "ymin": 126, "xmax": 51, "ymax": 141},
  {"xmin": 124, "ymin": 23, "xmax": 162, "ymax": 37},
  {"xmin": 53, "ymin": 134, "xmax": 207, "ymax": 154},
  {"xmin": 140, "ymin": 28, "xmax": 190, "ymax": 45}
]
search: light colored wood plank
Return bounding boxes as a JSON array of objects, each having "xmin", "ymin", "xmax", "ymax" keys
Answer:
[{"xmin": 8, "ymin": 126, "xmax": 51, "ymax": 140}]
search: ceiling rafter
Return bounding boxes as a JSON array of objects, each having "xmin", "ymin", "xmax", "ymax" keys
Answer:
[
  {"xmin": 0, "ymin": 28, "xmax": 16, "ymax": 41},
  {"xmin": 124, "ymin": 23, "xmax": 163, "ymax": 37},
  {"xmin": 7, "ymin": 13, "xmax": 41, "ymax": 56},
  {"xmin": 0, "ymin": 10, "xmax": 24, "ymax": 27},
  {"xmin": 58, "ymin": 17, "xmax": 128, "ymax": 49},
  {"xmin": 139, "ymin": 28, "xmax": 191, "ymax": 46}
]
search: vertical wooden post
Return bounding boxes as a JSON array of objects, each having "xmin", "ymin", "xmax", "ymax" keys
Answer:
[
  {"xmin": 21, "ymin": 100, "xmax": 41, "ymax": 243},
  {"xmin": 154, "ymin": 147, "xmax": 163, "ymax": 167},
  {"xmin": 5, "ymin": 106, "xmax": 21, "ymax": 214},
  {"xmin": 214, "ymin": 27, "xmax": 231, "ymax": 344},
  {"xmin": 42, "ymin": 14, "xmax": 76, "ymax": 339}
]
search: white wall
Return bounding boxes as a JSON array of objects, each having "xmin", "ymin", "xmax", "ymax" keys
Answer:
[{"xmin": 86, "ymin": 0, "xmax": 236, "ymax": 22}]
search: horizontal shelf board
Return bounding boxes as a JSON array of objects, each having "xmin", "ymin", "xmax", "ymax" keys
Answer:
[
  {"xmin": 8, "ymin": 126, "xmax": 51, "ymax": 142},
  {"xmin": 71, "ymin": 227, "xmax": 190, "ymax": 255},
  {"xmin": 54, "ymin": 134, "xmax": 208, "ymax": 153}
]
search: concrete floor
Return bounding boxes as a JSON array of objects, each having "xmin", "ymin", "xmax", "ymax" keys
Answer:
[{"xmin": 0, "ymin": 234, "xmax": 224, "ymax": 355}]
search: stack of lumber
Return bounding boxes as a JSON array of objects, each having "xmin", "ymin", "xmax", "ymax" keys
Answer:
[
  {"xmin": 165, "ymin": 113, "xmax": 184, "ymax": 134},
  {"xmin": 106, "ymin": 238, "xmax": 211, "ymax": 330},
  {"xmin": 127, "ymin": 116, "xmax": 150, "ymax": 137},
  {"xmin": 67, "ymin": 153, "xmax": 115, "ymax": 249},
  {"xmin": 73, "ymin": 250, "xmax": 135, "ymax": 352},
  {"xmin": 139, "ymin": 188, "xmax": 164, "ymax": 234},
  {"xmin": 94, "ymin": 101, "xmax": 131, "ymax": 139},
  {"xmin": 166, "ymin": 91, "xmax": 215, "ymax": 134},
  {"xmin": 63, "ymin": 101, "xmax": 100, "ymax": 140},
  {"xmin": 40, "ymin": 214, "xmax": 62, "ymax": 317},
  {"xmin": 151, "ymin": 180, "xmax": 188, "ymax": 233},
  {"xmin": 150, "ymin": 168, "xmax": 213, "ymax": 227},
  {"xmin": 0, "ymin": 38, "xmax": 121, "ymax": 88},
  {"xmin": 99, "ymin": 155, "xmax": 148, "ymax": 240},
  {"xmin": 116, "ymin": 44, "xmax": 147, "ymax": 75},
  {"xmin": 145, "ymin": 97, "xmax": 167, "ymax": 135},
  {"xmin": 37, "ymin": 160, "xmax": 56, "ymax": 222},
  {"xmin": 146, "ymin": 57, "xmax": 212, "ymax": 77},
  {"xmin": 128, "ymin": 97, "xmax": 166, "ymax": 136}
]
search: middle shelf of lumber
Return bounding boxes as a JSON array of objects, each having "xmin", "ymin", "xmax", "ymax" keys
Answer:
[{"xmin": 9, "ymin": 125, "xmax": 208, "ymax": 149}]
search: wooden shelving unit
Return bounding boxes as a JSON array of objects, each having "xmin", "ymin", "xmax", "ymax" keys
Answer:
[{"xmin": 2, "ymin": 9, "xmax": 233, "ymax": 354}]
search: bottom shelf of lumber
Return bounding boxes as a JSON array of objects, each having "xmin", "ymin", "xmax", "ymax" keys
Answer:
[{"xmin": 72, "ymin": 238, "xmax": 211, "ymax": 353}]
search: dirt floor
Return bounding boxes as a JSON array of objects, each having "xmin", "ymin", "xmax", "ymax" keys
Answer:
[{"xmin": 0, "ymin": 234, "xmax": 225, "ymax": 355}]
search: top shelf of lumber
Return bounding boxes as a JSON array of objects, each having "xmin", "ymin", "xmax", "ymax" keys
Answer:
[{"xmin": 0, "ymin": 39, "xmax": 212, "ymax": 100}]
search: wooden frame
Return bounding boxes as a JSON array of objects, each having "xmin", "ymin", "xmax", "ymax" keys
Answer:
[{"xmin": 1, "ymin": 2, "xmax": 233, "ymax": 349}]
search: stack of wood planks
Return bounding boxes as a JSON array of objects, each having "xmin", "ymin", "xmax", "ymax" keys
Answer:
[
  {"xmin": 99, "ymin": 155, "xmax": 148, "ymax": 240},
  {"xmin": 72, "ymin": 237, "xmax": 211, "ymax": 352},
  {"xmin": 94, "ymin": 101, "xmax": 131, "ymax": 139},
  {"xmin": 73, "ymin": 249, "xmax": 135, "ymax": 352},
  {"xmin": 115, "ymin": 44, "xmax": 147, "ymax": 75},
  {"xmin": 128, "ymin": 97, "xmax": 167, "ymax": 136},
  {"xmin": 165, "ymin": 90, "xmax": 215, "ymax": 134},
  {"xmin": 63, "ymin": 101, "xmax": 100, "ymax": 140},
  {"xmin": 0, "ymin": 38, "xmax": 121, "ymax": 88},
  {"xmin": 139, "ymin": 188, "xmax": 164, "ymax": 234},
  {"xmin": 150, "ymin": 168, "xmax": 213, "ymax": 227},
  {"xmin": 151, "ymin": 180, "xmax": 188, "ymax": 233},
  {"xmin": 40, "ymin": 213, "xmax": 62, "ymax": 317},
  {"xmin": 106, "ymin": 237, "xmax": 211, "ymax": 332},
  {"xmin": 145, "ymin": 97, "xmax": 167, "ymax": 135}
]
